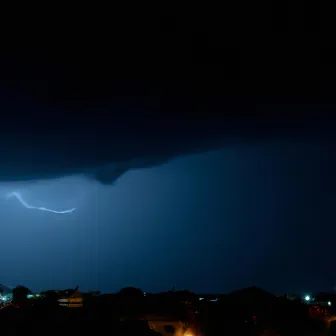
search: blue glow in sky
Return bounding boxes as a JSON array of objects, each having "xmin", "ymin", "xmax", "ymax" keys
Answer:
[{"xmin": 0, "ymin": 139, "xmax": 334, "ymax": 295}]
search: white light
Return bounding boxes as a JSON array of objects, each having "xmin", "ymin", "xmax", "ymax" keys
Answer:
[
  {"xmin": 328, "ymin": 301, "xmax": 332, "ymax": 306},
  {"xmin": 305, "ymin": 295, "xmax": 310, "ymax": 301},
  {"xmin": 184, "ymin": 330, "xmax": 194, "ymax": 336},
  {"xmin": 6, "ymin": 191, "xmax": 76, "ymax": 214}
]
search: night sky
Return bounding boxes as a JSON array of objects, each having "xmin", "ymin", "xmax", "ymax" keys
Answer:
[
  {"xmin": 0, "ymin": 136, "xmax": 334, "ymax": 294},
  {"xmin": 0, "ymin": 10, "xmax": 335, "ymax": 295}
]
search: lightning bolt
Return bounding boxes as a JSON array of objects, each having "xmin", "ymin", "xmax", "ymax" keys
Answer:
[{"xmin": 6, "ymin": 191, "xmax": 76, "ymax": 214}]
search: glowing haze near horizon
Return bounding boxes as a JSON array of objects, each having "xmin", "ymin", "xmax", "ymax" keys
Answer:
[{"xmin": 0, "ymin": 140, "xmax": 334, "ymax": 295}]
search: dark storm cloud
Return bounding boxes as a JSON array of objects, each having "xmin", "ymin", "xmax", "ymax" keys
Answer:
[
  {"xmin": 0, "ymin": 10, "xmax": 335, "ymax": 183},
  {"xmin": 0, "ymin": 90, "xmax": 334, "ymax": 185},
  {"xmin": 0, "ymin": 84, "xmax": 335, "ymax": 185}
]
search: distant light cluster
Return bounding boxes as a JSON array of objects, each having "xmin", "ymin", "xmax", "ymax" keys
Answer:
[{"xmin": 6, "ymin": 191, "xmax": 76, "ymax": 214}]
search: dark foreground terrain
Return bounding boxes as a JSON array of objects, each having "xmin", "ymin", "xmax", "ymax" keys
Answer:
[{"xmin": 0, "ymin": 286, "xmax": 335, "ymax": 335}]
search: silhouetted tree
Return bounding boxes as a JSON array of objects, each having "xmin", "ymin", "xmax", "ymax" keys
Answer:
[
  {"xmin": 118, "ymin": 287, "xmax": 144, "ymax": 298},
  {"xmin": 12, "ymin": 285, "xmax": 30, "ymax": 304}
]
